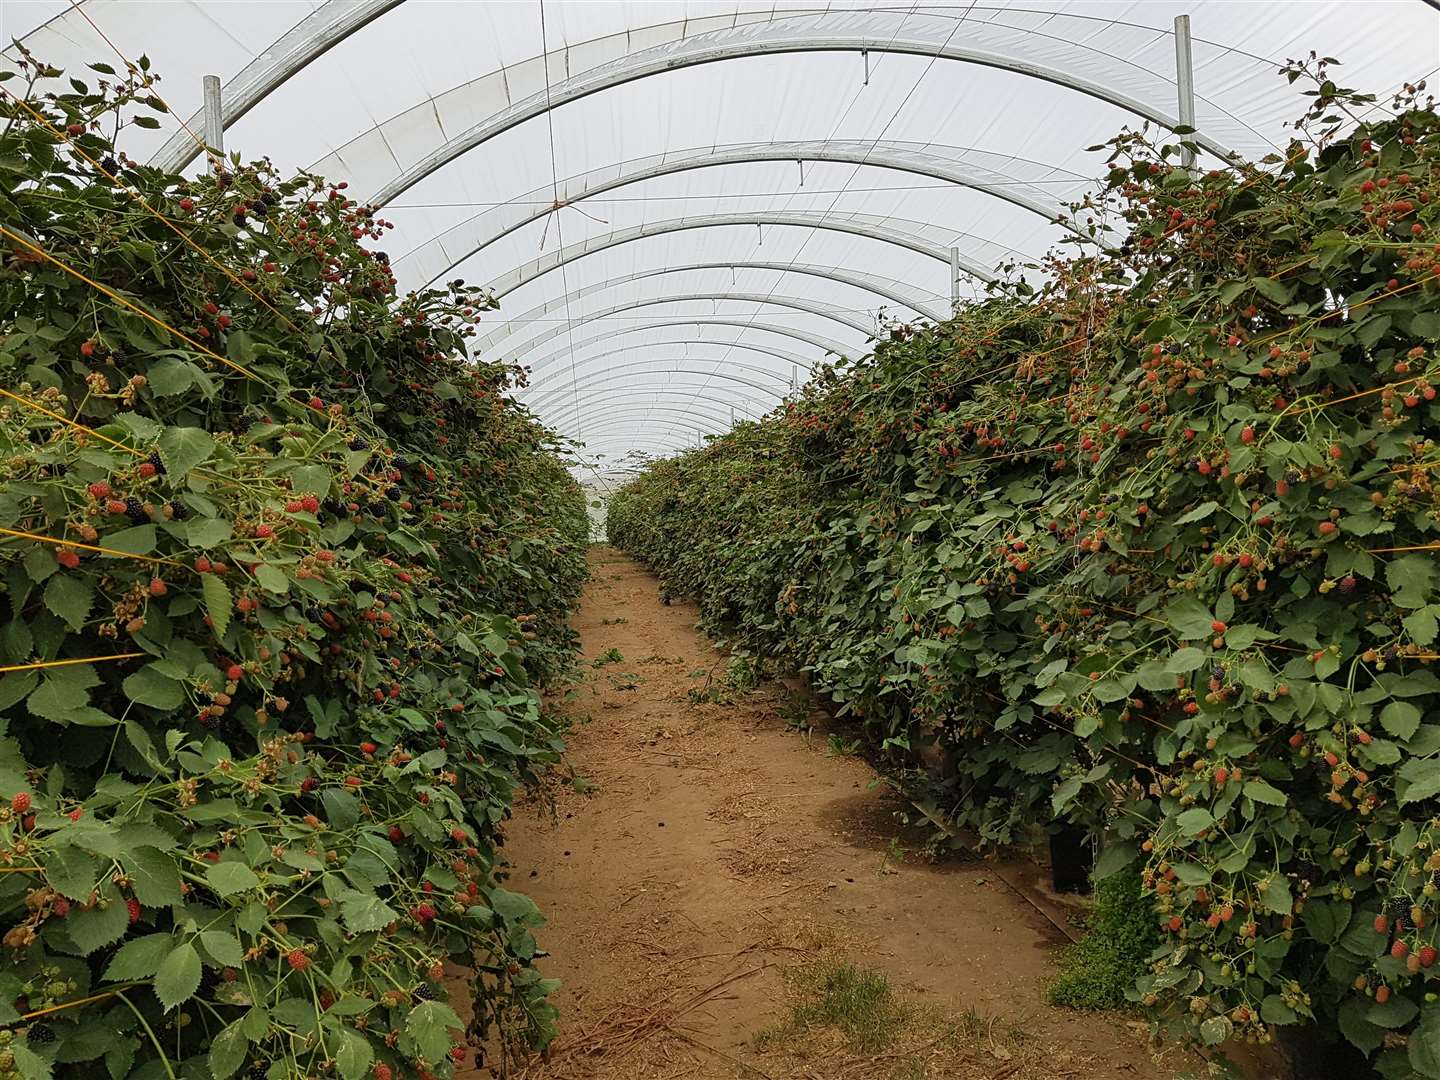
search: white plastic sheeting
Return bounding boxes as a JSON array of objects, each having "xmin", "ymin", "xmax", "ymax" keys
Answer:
[{"xmin": 5, "ymin": 1, "xmax": 1437, "ymax": 467}]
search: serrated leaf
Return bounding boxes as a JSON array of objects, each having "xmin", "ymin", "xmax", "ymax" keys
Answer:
[
  {"xmin": 46, "ymin": 845, "xmax": 102, "ymax": 901},
  {"xmin": 11, "ymin": 1044, "xmax": 52, "ymax": 1080},
  {"xmin": 154, "ymin": 941, "xmax": 201, "ymax": 1012},
  {"xmin": 43, "ymin": 573, "xmax": 94, "ymax": 632},
  {"xmin": 334, "ymin": 1028, "xmax": 373, "ymax": 1080},
  {"xmin": 126, "ymin": 846, "xmax": 182, "ymax": 907},
  {"xmin": 1411, "ymin": 1000, "xmax": 1440, "ymax": 1079},
  {"xmin": 1243, "ymin": 779, "xmax": 1286, "ymax": 806},
  {"xmin": 187, "ymin": 517, "xmax": 233, "ymax": 548},
  {"xmin": 27, "ymin": 674, "xmax": 89, "ymax": 722},
  {"xmin": 1405, "ymin": 606, "xmax": 1440, "ymax": 646},
  {"xmin": 1381, "ymin": 701, "xmax": 1422, "ymax": 742},
  {"xmin": 340, "ymin": 895, "xmax": 398, "ymax": 933},
  {"xmin": 201, "ymin": 574, "xmax": 233, "ymax": 639},
  {"xmin": 1164, "ymin": 597, "xmax": 1215, "ymax": 640},
  {"xmin": 200, "ymin": 929, "xmax": 245, "ymax": 967},
  {"xmin": 404, "ymin": 1000, "xmax": 463, "ymax": 1063},
  {"xmin": 157, "ymin": 425, "xmax": 215, "ymax": 480},
  {"xmin": 122, "ymin": 665, "xmax": 184, "ymax": 710},
  {"xmin": 1388, "ymin": 554, "xmax": 1437, "ymax": 610},
  {"xmin": 207, "ymin": 1023, "xmax": 248, "ymax": 1080},
  {"xmin": 100, "ymin": 524, "xmax": 156, "ymax": 557},
  {"xmin": 1176, "ymin": 807, "xmax": 1214, "ymax": 836},
  {"xmin": 65, "ymin": 890, "xmax": 129, "ymax": 955},
  {"xmin": 255, "ymin": 564, "xmax": 289, "ymax": 594},
  {"xmin": 103, "ymin": 933, "xmax": 175, "ymax": 980},
  {"xmin": 206, "ymin": 861, "xmax": 259, "ymax": 897},
  {"xmin": 290, "ymin": 465, "xmax": 332, "ymax": 497}
]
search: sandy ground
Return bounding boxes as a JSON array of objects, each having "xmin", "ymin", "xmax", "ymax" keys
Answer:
[{"xmin": 461, "ymin": 547, "xmax": 1239, "ymax": 1080}]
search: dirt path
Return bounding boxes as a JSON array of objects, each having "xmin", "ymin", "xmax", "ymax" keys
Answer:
[{"xmin": 477, "ymin": 547, "xmax": 1209, "ymax": 1080}]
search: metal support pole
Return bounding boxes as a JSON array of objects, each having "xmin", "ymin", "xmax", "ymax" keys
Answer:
[
  {"xmin": 949, "ymin": 246, "xmax": 961, "ymax": 316},
  {"xmin": 1173, "ymin": 15, "xmax": 1196, "ymax": 172},
  {"xmin": 202, "ymin": 75, "xmax": 224, "ymax": 169}
]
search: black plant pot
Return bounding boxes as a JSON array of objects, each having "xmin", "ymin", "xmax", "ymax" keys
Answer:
[
  {"xmin": 1049, "ymin": 824, "xmax": 1093, "ymax": 894},
  {"xmin": 1276, "ymin": 1025, "xmax": 1381, "ymax": 1080}
]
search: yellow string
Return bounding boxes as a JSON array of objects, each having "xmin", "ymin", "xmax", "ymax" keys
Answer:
[
  {"xmin": 0, "ymin": 654, "xmax": 141, "ymax": 675},
  {"xmin": 0, "ymin": 525, "xmax": 179, "ymax": 566},
  {"xmin": 0, "ymin": 224, "xmax": 270, "ymax": 386},
  {"xmin": 1365, "ymin": 543, "xmax": 1440, "ymax": 554},
  {"xmin": 0, "ymin": 387, "xmax": 144, "ymax": 457}
]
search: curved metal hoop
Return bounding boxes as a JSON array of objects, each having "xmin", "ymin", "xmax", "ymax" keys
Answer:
[
  {"xmin": 468, "ymin": 262, "xmax": 944, "ymax": 347},
  {"xmin": 393, "ymin": 140, "xmax": 1098, "ymax": 287},
  {"xmin": 525, "ymin": 342, "xmax": 817, "ymax": 391},
  {"xmin": 529, "ymin": 367, "xmax": 787, "ymax": 414},
  {"xmin": 513, "ymin": 318, "xmax": 850, "ymax": 375},
  {"xmin": 480, "ymin": 213, "xmax": 999, "ymax": 311},
  {"xmin": 493, "ymin": 297, "xmax": 864, "ymax": 365}
]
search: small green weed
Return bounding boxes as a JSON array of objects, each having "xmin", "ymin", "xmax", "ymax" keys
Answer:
[
  {"xmin": 827, "ymin": 733, "xmax": 863, "ymax": 757},
  {"xmin": 591, "ymin": 647, "xmax": 624, "ymax": 667},
  {"xmin": 757, "ymin": 960, "xmax": 908, "ymax": 1055},
  {"xmin": 1048, "ymin": 870, "xmax": 1159, "ymax": 1010}
]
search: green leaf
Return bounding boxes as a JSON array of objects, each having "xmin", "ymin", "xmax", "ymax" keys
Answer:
[
  {"xmin": 11, "ymin": 1044, "xmax": 52, "ymax": 1080},
  {"xmin": 43, "ymin": 573, "xmax": 94, "ymax": 632},
  {"xmin": 334, "ymin": 1028, "xmax": 373, "ymax": 1080},
  {"xmin": 1176, "ymin": 808, "xmax": 1214, "ymax": 836},
  {"xmin": 1405, "ymin": 606, "xmax": 1440, "ymax": 646},
  {"xmin": 490, "ymin": 888, "xmax": 541, "ymax": 924},
  {"xmin": 290, "ymin": 465, "xmax": 332, "ymax": 497},
  {"xmin": 1091, "ymin": 840, "xmax": 1138, "ymax": 881},
  {"xmin": 1174, "ymin": 501, "xmax": 1218, "ymax": 526},
  {"xmin": 122, "ymin": 665, "xmax": 185, "ymax": 710},
  {"xmin": 103, "ymin": 933, "xmax": 175, "ymax": 980},
  {"xmin": 256, "ymin": 564, "xmax": 289, "ymax": 594},
  {"xmin": 201, "ymin": 574, "xmax": 233, "ymax": 639},
  {"xmin": 1401, "ymin": 768, "xmax": 1440, "ymax": 807},
  {"xmin": 1243, "ymin": 779, "xmax": 1286, "ymax": 806},
  {"xmin": 340, "ymin": 895, "xmax": 399, "ymax": 933},
  {"xmin": 207, "ymin": 1023, "xmax": 248, "ymax": 1080},
  {"xmin": 1381, "ymin": 701, "xmax": 1422, "ymax": 742},
  {"xmin": 1387, "ymin": 554, "xmax": 1437, "ymax": 610},
  {"xmin": 1411, "ymin": 1000, "xmax": 1440, "ymax": 1079},
  {"xmin": 404, "ymin": 1000, "xmax": 464, "ymax": 1063},
  {"xmin": 46, "ymin": 845, "xmax": 102, "ymax": 901},
  {"xmin": 27, "ymin": 674, "xmax": 89, "ymax": 722},
  {"xmin": 206, "ymin": 861, "xmax": 260, "ymax": 897},
  {"xmin": 187, "ymin": 517, "xmax": 233, "ymax": 549},
  {"xmin": 1165, "ymin": 647, "xmax": 1206, "ymax": 673},
  {"xmin": 1164, "ymin": 597, "xmax": 1215, "ymax": 640},
  {"xmin": 100, "ymin": 524, "xmax": 156, "ymax": 557},
  {"xmin": 66, "ymin": 890, "xmax": 129, "ymax": 954},
  {"xmin": 157, "ymin": 426, "xmax": 215, "ymax": 479},
  {"xmin": 1301, "ymin": 898, "xmax": 1349, "ymax": 945},
  {"xmin": 147, "ymin": 358, "xmax": 195, "ymax": 396},
  {"xmin": 154, "ymin": 941, "xmax": 201, "ymax": 1012},
  {"xmin": 127, "ymin": 846, "xmax": 183, "ymax": 907},
  {"xmin": 1259, "ymin": 875, "xmax": 1292, "ymax": 916},
  {"xmin": 200, "ymin": 930, "xmax": 245, "ymax": 967},
  {"xmin": 1368, "ymin": 994, "xmax": 1420, "ymax": 1029}
]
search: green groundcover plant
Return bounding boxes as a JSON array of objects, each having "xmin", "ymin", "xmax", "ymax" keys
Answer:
[
  {"xmin": 611, "ymin": 64, "xmax": 1440, "ymax": 1075},
  {"xmin": 0, "ymin": 49, "xmax": 588, "ymax": 1078}
]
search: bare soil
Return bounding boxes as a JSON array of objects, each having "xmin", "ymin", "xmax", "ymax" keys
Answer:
[{"xmin": 466, "ymin": 547, "xmax": 1233, "ymax": 1080}]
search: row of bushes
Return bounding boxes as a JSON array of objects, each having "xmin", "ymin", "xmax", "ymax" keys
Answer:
[
  {"xmin": 0, "ymin": 51, "xmax": 586, "ymax": 1078},
  {"xmin": 610, "ymin": 68, "xmax": 1440, "ymax": 1074}
]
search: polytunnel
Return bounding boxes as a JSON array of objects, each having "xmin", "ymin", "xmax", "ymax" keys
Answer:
[{"xmin": 3, "ymin": 0, "xmax": 1436, "ymax": 474}]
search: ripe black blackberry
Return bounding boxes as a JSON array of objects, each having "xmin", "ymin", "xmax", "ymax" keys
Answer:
[
  {"xmin": 259, "ymin": 191, "xmax": 276, "ymax": 206},
  {"xmin": 1388, "ymin": 896, "xmax": 1412, "ymax": 920},
  {"xmin": 168, "ymin": 500, "xmax": 189, "ymax": 522},
  {"xmin": 232, "ymin": 212, "xmax": 247, "ymax": 227},
  {"xmin": 124, "ymin": 497, "xmax": 148, "ymax": 526},
  {"xmin": 413, "ymin": 983, "xmax": 434, "ymax": 1001},
  {"xmin": 100, "ymin": 156, "xmax": 117, "ymax": 173},
  {"xmin": 247, "ymin": 1065, "xmax": 270, "ymax": 1080},
  {"xmin": 26, "ymin": 1024, "xmax": 55, "ymax": 1045},
  {"xmin": 386, "ymin": 486, "xmax": 402, "ymax": 501},
  {"xmin": 369, "ymin": 501, "xmax": 387, "ymax": 517},
  {"xmin": 147, "ymin": 451, "xmax": 166, "ymax": 475},
  {"xmin": 347, "ymin": 438, "xmax": 368, "ymax": 452}
]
